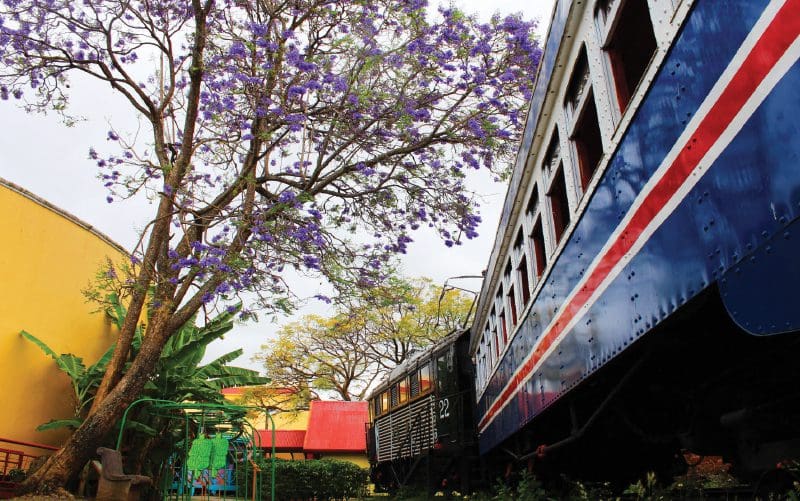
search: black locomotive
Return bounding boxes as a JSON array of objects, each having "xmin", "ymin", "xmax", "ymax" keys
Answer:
[{"xmin": 366, "ymin": 330, "xmax": 478, "ymax": 494}]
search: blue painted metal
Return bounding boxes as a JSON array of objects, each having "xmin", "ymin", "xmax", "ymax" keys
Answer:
[{"xmin": 476, "ymin": 0, "xmax": 800, "ymax": 454}]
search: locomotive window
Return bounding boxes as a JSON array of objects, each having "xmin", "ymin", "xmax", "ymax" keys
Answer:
[
  {"xmin": 436, "ymin": 348, "xmax": 456, "ymax": 395},
  {"xmin": 419, "ymin": 363, "xmax": 433, "ymax": 394},
  {"xmin": 380, "ymin": 390, "xmax": 390, "ymax": 413},
  {"xmin": 548, "ymin": 163, "xmax": 571, "ymax": 245},
  {"xmin": 410, "ymin": 371, "xmax": 420, "ymax": 397},
  {"xmin": 398, "ymin": 377, "xmax": 409, "ymax": 404},
  {"xmin": 598, "ymin": 0, "xmax": 658, "ymax": 113}
]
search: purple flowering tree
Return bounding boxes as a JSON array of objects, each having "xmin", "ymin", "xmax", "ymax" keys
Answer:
[{"xmin": 0, "ymin": 0, "xmax": 540, "ymax": 492}]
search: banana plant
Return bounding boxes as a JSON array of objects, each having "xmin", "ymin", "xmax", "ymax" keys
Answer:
[{"xmin": 21, "ymin": 295, "xmax": 269, "ymax": 433}]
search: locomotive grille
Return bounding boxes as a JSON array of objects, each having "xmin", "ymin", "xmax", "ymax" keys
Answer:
[{"xmin": 375, "ymin": 394, "xmax": 436, "ymax": 462}]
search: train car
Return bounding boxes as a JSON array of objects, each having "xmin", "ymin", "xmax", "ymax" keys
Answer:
[
  {"xmin": 470, "ymin": 0, "xmax": 800, "ymax": 484},
  {"xmin": 366, "ymin": 330, "xmax": 478, "ymax": 493}
]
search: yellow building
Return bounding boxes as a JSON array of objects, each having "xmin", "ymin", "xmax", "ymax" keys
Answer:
[
  {"xmin": 221, "ymin": 388, "xmax": 369, "ymax": 467},
  {"xmin": 0, "ymin": 178, "xmax": 126, "ymax": 449}
]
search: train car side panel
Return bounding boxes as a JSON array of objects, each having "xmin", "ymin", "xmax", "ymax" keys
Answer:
[{"xmin": 475, "ymin": 0, "xmax": 800, "ymax": 454}]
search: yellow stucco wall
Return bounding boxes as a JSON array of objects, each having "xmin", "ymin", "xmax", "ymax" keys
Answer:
[{"xmin": 0, "ymin": 180, "xmax": 125, "ymax": 448}]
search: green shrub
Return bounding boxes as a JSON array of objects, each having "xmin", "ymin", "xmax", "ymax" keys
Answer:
[{"xmin": 237, "ymin": 458, "xmax": 368, "ymax": 500}]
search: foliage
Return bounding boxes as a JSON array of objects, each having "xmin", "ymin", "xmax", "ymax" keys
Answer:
[
  {"xmin": 254, "ymin": 277, "xmax": 474, "ymax": 400},
  {"xmin": 21, "ymin": 294, "xmax": 268, "ymax": 433},
  {"xmin": 0, "ymin": 0, "xmax": 541, "ymax": 490},
  {"xmin": 487, "ymin": 471, "xmax": 549, "ymax": 501},
  {"xmin": 20, "ymin": 330, "xmax": 114, "ymax": 421},
  {"xmin": 238, "ymin": 458, "xmax": 368, "ymax": 501}
]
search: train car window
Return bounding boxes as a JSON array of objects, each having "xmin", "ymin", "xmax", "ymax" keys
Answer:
[
  {"xmin": 489, "ymin": 306, "xmax": 497, "ymax": 351},
  {"xmin": 483, "ymin": 327, "xmax": 493, "ymax": 368},
  {"xmin": 398, "ymin": 377, "xmax": 409, "ymax": 404},
  {"xmin": 573, "ymin": 89, "xmax": 603, "ymax": 191},
  {"xmin": 410, "ymin": 371, "xmax": 420, "ymax": 397},
  {"xmin": 526, "ymin": 183, "xmax": 540, "ymax": 217},
  {"xmin": 507, "ymin": 285, "xmax": 518, "ymax": 326},
  {"xmin": 514, "ymin": 226, "xmax": 531, "ymax": 306},
  {"xmin": 597, "ymin": 0, "xmax": 657, "ymax": 113},
  {"xmin": 548, "ymin": 164, "xmax": 571, "ymax": 244},
  {"xmin": 503, "ymin": 260, "xmax": 518, "ymax": 327},
  {"xmin": 497, "ymin": 292, "xmax": 508, "ymax": 346},
  {"xmin": 565, "ymin": 47, "xmax": 603, "ymax": 192},
  {"xmin": 565, "ymin": 49, "xmax": 590, "ymax": 118},
  {"xmin": 517, "ymin": 255, "xmax": 531, "ymax": 306},
  {"xmin": 530, "ymin": 216, "xmax": 547, "ymax": 280},
  {"xmin": 419, "ymin": 363, "xmax": 433, "ymax": 393}
]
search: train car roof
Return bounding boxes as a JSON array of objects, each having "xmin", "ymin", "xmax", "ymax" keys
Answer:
[{"xmin": 469, "ymin": 0, "xmax": 571, "ymax": 353}]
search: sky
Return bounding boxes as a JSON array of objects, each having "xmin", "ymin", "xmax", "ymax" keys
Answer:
[{"xmin": 0, "ymin": 0, "xmax": 555, "ymax": 371}]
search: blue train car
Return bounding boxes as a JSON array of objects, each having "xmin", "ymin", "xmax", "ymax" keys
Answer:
[{"xmin": 470, "ymin": 0, "xmax": 800, "ymax": 481}]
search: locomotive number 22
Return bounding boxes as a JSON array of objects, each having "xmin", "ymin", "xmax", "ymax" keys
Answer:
[{"xmin": 438, "ymin": 398, "xmax": 450, "ymax": 419}]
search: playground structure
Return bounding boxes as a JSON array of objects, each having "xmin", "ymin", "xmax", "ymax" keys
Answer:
[{"xmin": 117, "ymin": 399, "xmax": 276, "ymax": 501}]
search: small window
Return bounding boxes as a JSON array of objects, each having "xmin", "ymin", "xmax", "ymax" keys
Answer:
[
  {"xmin": 436, "ymin": 349, "xmax": 456, "ymax": 394},
  {"xmin": 390, "ymin": 384, "xmax": 399, "ymax": 408},
  {"xmin": 548, "ymin": 165, "xmax": 571, "ymax": 244},
  {"xmin": 565, "ymin": 49, "xmax": 591, "ymax": 116},
  {"xmin": 398, "ymin": 377, "xmax": 409, "ymax": 404},
  {"xmin": 410, "ymin": 371, "xmax": 420, "ymax": 397},
  {"xmin": 503, "ymin": 261, "xmax": 517, "ymax": 327},
  {"xmin": 530, "ymin": 217, "xmax": 547, "ymax": 279},
  {"xmin": 517, "ymin": 255, "xmax": 531, "ymax": 306},
  {"xmin": 565, "ymin": 47, "xmax": 603, "ymax": 192},
  {"xmin": 598, "ymin": 0, "xmax": 657, "ymax": 112},
  {"xmin": 380, "ymin": 391, "xmax": 390, "ymax": 413},
  {"xmin": 419, "ymin": 363, "xmax": 433, "ymax": 393},
  {"xmin": 507, "ymin": 285, "xmax": 517, "ymax": 326},
  {"xmin": 514, "ymin": 230, "xmax": 531, "ymax": 307},
  {"xmin": 526, "ymin": 184, "xmax": 540, "ymax": 217},
  {"xmin": 573, "ymin": 91, "xmax": 603, "ymax": 191}
]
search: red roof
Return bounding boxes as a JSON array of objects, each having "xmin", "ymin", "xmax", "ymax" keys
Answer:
[
  {"xmin": 303, "ymin": 401, "xmax": 368, "ymax": 453},
  {"xmin": 256, "ymin": 430, "xmax": 306, "ymax": 451}
]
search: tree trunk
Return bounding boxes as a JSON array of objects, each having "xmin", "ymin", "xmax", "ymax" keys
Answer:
[{"xmin": 18, "ymin": 316, "xmax": 172, "ymax": 494}]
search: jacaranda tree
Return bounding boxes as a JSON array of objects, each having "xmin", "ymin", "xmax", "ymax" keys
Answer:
[{"xmin": 0, "ymin": 0, "xmax": 540, "ymax": 492}]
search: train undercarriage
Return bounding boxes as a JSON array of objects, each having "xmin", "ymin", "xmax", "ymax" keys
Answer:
[{"xmin": 492, "ymin": 286, "xmax": 800, "ymax": 488}]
